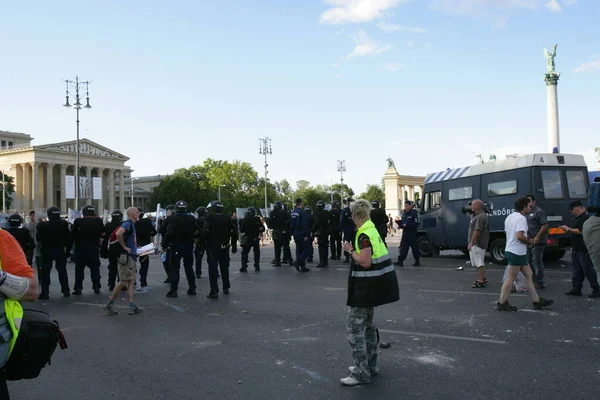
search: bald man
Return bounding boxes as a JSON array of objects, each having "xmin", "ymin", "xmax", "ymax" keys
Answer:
[{"xmin": 468, "ymin": 200, "xmax": 489, "ymax": 288}]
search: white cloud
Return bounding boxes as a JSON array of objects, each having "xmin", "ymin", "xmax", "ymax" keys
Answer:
[
  {"xmin": 573, "ymin": 59, "xmax": 600, "ymax": 73},
  {"xmin": 545, "ymin": 0, "xmax": 561, "ymax": 12},
  {"xmin": 320, "ymin": 0, "xmax": 407, "ymax": 24},
  {"xmin": 345, "ymin": 30, "xmax": 393, "ymax": 59},
  {"xmin": 377, "ymin": 22, "xmax": 427, "ymax": 33},
  {"xmin": 384, "ymin": 63, "xmax": 403, "ymax": 71}
]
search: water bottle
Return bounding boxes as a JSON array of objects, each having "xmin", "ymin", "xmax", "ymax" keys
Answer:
[{"xmin": 161, "ymin": 252, "xmax": 167, "ymax": 262}]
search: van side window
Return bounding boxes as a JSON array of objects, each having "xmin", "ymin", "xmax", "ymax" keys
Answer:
[
  {"xmin": 487, "ymin": 180, "xmax": 517, "ymax": 197},
  {"xmin": 448, "ymin": 187, "xmax": 473, "ymax": 201},
  {"xmin": 424, "ymin": 191, "xmax": 442, "ymax": 212},
  {"xmin": 566, "ymin": 170, "xmax": 586, "ymax": 198},
  {"xmin": 540, "ymin": 170, "xmax": 563, "ymax": 199}
]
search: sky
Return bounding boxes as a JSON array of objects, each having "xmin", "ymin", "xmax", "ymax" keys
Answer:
[{"xmin": 1, "ymin": 0, "xmax": 599, "ymax": 195}]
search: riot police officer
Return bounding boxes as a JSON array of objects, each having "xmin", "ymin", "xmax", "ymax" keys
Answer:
[
  {"xmin": 340, "ymin": 198, "xmax": 356, "ymax": 264},
  {"xmin": 395, "ymin": 200, "xmax": 420, "ymax": 267},
  {"xmin": 159, "ymin": 204, "xmax": 176, "ymax": 283},
  {"xmin": 6, "ymin": 214, "xmax": 35, "ymax": 260},
  {"xmin": 72, "ymin": 205, "xmax": 105, "ymax": 295},
  {"xmin": 329, "ymin": 201, "xmax": 342, "ymax": 260},
  {"xmin": 202, "ymin": 200, "xmax": 238, "ymax": 298},
  {"xmin": 290, "ymin": 198, "xmax": 310, "ymax": 272},
  {"xmin": 102, "ymin": 210, "xmax": 123, "ymax": 291},
  {"xmin": 194, "ymin": 206, "xmax": 207, "ymax": 278},
  {"xmin": 269, "ymin": 201, "xmax": 289, "ymax": 267},
  {"xmin": 163, "ymin": 201, "xmax": 198, "ymax": 297},
  {"xmin": 37, "ymin": 206, "xmax": 73, "ymax": 299},
  {"xmin": 240, "ymin": 207, "xmax": 264, "ymax": 272},
  {"xmin": 370, "ymin": 200, "xmax": 389, "ymax": 247},
  {"xmin": 281, "ymin": 204, "xmax": 294, "ymax": 265},
  {"xmin": 305, "ymin": 206, "xmax": 315, "ymax": 263},
  {"xmin": 135, "ymin": 208, "xmax": 157, "ymax": 287},
  {"xmin": 313, "ymin": 200, "xmax": 331, "ymax": 268}
]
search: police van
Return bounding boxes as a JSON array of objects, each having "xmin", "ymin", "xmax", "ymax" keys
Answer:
[{"xmin": 417, "ymin": 153, "xmax": 589, "ymax": 264}]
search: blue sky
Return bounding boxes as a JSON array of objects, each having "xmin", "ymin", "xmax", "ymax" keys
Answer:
[{"xmin": 1, "ymin": 0, "xmax": 598, "ymax": 195}]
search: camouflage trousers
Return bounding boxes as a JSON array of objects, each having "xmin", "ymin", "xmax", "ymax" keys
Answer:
[{"xmin": 346, "ymin": 306, "xmax": 378, "ymax": 382}]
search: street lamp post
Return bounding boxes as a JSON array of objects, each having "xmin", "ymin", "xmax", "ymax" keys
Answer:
[
  {"xmin": 259, "ymin": 137, "xmax": 273, "ymax": 212},
  {"xmin": 63, "ymin": 76, "xmax": 92, "ymax": 211},
  {"xmin": 337, "ymin": 160, "xmax": 346, "ymax": 202},
  {"xmin": 130, "ymin": 177, "xmax": 138, "ymax": 208}
]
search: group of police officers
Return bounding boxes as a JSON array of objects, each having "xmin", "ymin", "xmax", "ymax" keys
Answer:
[{"xmin": 4, "ymin": 196, "xmax": 421, "ymax": 301}]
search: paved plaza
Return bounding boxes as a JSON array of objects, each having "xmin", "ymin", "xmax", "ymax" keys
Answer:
[{"xmin": 9, "ymin": 238, "xmax": 599, "ymax": 400}]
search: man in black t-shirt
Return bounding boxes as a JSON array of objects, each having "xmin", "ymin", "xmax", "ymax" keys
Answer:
[{"xmin": 560, "ymin": 201, "xmax": 600, "ymax": 297}]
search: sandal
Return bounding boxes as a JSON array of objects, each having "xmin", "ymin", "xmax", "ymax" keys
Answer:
[{"xmin": 472, "ymin": 280, "xmax": 487, "ymax": 288}]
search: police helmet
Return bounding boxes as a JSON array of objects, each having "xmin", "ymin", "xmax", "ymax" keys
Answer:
[
  {"xmin": 47, "ymin": 206, "xmax": 62, "ymax": 222},
  {"xmin": 165, "ymin": 204, "xmax": 176, "ymax": 216},
  {"xmin": 332, "ymin": 201, "xmax": 340, "ymax": 209},
  {"xmin": 175, "ymin": 200, "xmax": 187, "ymax": 213},
  {"xmin": 195, "ymin": 206, "xmax": 207, "ymax": 217},
  {"xmin": 343, "ymin": 198, "xmax": 354, "ymax": 205},
  {"xmin": 245, "ymin": 207, "xmax": 256, "ymax": 218},
  {"xmin": 588, "ymin": 180, "xmax": 600, "ymax": 216},
  {"xmin": 82, "ymin": 205, "xmax": 95, "ymax": 217},
  {"xmin": 371, "ymin": 200, "xmax": 380, "ymax": 209},
  {"xmin": 274, "ymin": 201, "xmax": 283, "ymax": 211},
  {"xmin": 111, "ymin": 210, "xmax": 124, "ymax": 223},
  {"xmin": 304, "ymin": 206, "xmax": 312, "ymax": 214},
  {"xmin": 137, "ymin": 208, "xmax": 145, "ymax": 218},
  {"xmin": 316, "ymin": 200, "xmax": 325, "ymax": 211},
  {"xmin": 8, "ymin": 213, "xmax": 23, "ymax": 227},
  {"xmin": 282, "ymin": 204, "xmax": 288, "ymax": 211},
  {"xmin": 210, "ymin": 200, "xmax": 224, "ymax": 213}
]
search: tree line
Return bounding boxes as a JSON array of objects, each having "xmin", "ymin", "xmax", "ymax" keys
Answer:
[{"xmin": 148, "ymin": 158, "xmax": 385, "ymax": 213}]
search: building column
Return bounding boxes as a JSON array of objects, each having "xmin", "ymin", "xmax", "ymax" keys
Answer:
[
  {"xmin": 11, "ymin": 164, "xmax": 22, "ymax": 211},
  {"xmin": 22, "ymin": 163, "xmax": 31, "ymax": 210},
  {"xmin": 46, "ymin": 163, "xmax": 55, "ymax": 208},
  {"xmin": 60, "ymin": 164, "xmax": 67, "ymax": 212},
  {"xmin": 108, "ymin": 169, "xmax": 115, "ymax": 211},
  {"xmin": 118, "ymin": 170, "xmax": 125, "ymax": 211},
  {"xmin": 30, "ymin": 162, "xmax": 40, "ymax": 210},
  {"xmin": 96, "ymin": 168, "xmax": 105, "ymax": 213},
  {"xmin": 408, "ymin": 186, "xmax": 414, "ymax": 202}
]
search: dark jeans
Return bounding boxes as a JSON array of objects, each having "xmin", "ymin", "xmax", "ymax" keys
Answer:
[
  {"xmin": 571, "ymin": 250, "xmax": 600, "ymax": 290},
  {"xmin": 139, "ymin": 255, "xmax": 150, "ymax": 284},
  {"xmin": 107, "ymin": 256, "xmax": 118, "ymax": 288},
  {"xmin": 207, "ymin": 245, "xmax": 230, "ymax": 293},
  {"xmin": 330, "ymin": 232, "xmax": 342, "ymax": 259},
  {"xmin": 399, "ymin": 230, "xmax": 419, "ymax": 261},
  {"xmin": 40, "ymin": 247, "xmax": 70, "ymax": 296},
  {"xmin": 170, "ymin": 243, "xmax": 196, "ymax": 291},
  {"xmin": 162, "ymin": 250, "xmax": 171, "ymax": 279},
  {"xmin": 74, "ymin": 246, "xmax": 101, "ymax": 291},
  {"xmin": 194, "ymin": 244, "xmax": 204, "ymax": 275},
  {"xmin": 527, "ymin": 244, "xmax": 546, "ymax": 285},
  {"xmin": 293, "ymin": 234, "xmax": 311, "ymax": 266},
  {"xmin": 241, "ymin": 237, "xmax": 260, "ymax": 269},
  {"xmin": 282, "ymin": 236, "xmax": 292, "ymax": 263},
  {"xmin": 318, "ymin": 234, "xmax": 329, "ymax": 265}
]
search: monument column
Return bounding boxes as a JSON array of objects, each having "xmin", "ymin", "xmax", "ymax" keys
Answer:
[
  {"xmin": 108, "ymin": 169, "xmax": 115, "ymax": 211},
  {"xmin": 118, "ymin": 170, "xmax": 125, "ymax": 211},
  {"xmin": 96, "ymin": 168, "xmax": 105, "ymax": 213},
  {"xmin": 544, "ymin": 45, "xmax": 560, "ymax": 153},
  {"xmin": 383, "ymin": 160, "xmax": 401, "ymax": 219},
  {"xmin": 31, "ymin": 162, "xmax": 40, "ymax": 210},
  {"xmin": 60, "ymin": 164, "xmax": 67, "ymax": 212},
  {"xmin": 46, "ymin": 163, "xmax": 55, "ymax": 208}
]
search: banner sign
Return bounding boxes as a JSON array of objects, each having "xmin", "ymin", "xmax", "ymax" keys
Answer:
[
  {"xmin": 65, "ymin": 176, "xmax": 75, "ymax": 199},
  {"xmin": 92, "ymin": 177, "xmax": 102, "ymax": 200}
]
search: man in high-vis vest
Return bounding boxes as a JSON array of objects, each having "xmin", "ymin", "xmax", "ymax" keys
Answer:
[
  {"xmin": 341, "ymin": 199, "xmax": 399, "ymax": 386},
  {"xmin": 0, "ymin": 227, "xmax": 39, "ymax": 399}
]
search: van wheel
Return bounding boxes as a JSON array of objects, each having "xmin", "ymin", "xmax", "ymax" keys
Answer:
[
  {"xmin": 417, "ymin": 236, "xmax": 435, "ymax": 258},
  {"xmin": 543, "ymin": 250, "xmax": 566, "ymax": 261},
  {"xmin": 489, "ymin": 238, "xmax": 507, "ymax": 264}
]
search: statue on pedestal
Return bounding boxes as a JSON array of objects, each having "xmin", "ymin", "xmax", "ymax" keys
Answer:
[
  {"xmin": 386, "ymin": 157, "xmax": 396, "ymax": 170},
  {"xmin": 544, "ymin": 44, "xmax": 558, "ymax": 74}
]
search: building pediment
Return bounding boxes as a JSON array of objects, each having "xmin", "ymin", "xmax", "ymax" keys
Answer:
[{"xmin": 35, "ymin": 139, "xmax": 129, "ymax": 161}]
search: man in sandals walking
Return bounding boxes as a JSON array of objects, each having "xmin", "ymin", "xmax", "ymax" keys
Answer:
[
  {"xmin": 468, "ymin": 200, "xmax": 489, "ymax": 289},
  {"xmin": 497, "ymin": 197, "xmax": 553, "ymax": 311}
]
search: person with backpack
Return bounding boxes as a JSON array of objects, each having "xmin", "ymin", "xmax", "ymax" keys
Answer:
[
  {"xmin": 103, "ymin": 207, "xmax": 142, "ymax": 316},
  {"xmin": 101, "ymin": 210, "xmax": 124, "ymax": 291},
  {"xmin": 0, "ymin": 227, "xmax": 39, "ymax": 399}
]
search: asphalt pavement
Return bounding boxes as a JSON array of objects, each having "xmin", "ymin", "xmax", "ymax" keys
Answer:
[{"xmin": 8, "ymin": 237, "xmax": 600, "ymax": 400}]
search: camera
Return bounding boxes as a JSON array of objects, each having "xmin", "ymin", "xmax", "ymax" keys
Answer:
[{"xmin": 461, "ymin": 201, "xmax": 493, "ymax": 214}]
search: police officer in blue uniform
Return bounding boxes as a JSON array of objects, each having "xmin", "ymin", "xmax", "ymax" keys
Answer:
[
  {"xmin": 290, "ymin": 198, "xmax": 310, "ymax": 272},
  {"xmin": 72, "ymin": 205, "xmax": 105, "ymax": 294},
  {"xmin": 394, "ymin": 200, "xmax": 420, "ymax": 266},
  {"xmin": 340, "ymin": 198, "xmax": 356, "ymax": 264}
]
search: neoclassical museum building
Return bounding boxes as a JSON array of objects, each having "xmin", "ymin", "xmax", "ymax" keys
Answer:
[{"xmin": 0, "ymin": 129, "xmax": 153, "ymax": 214}]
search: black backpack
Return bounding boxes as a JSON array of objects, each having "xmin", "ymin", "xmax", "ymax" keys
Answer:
[{"xmin": 4, "ymin": 309, "xmax": 67, "ymax": 381}]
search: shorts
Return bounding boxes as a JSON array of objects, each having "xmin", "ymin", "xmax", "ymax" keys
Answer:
[
  {"xmin": 469, "ymin": 246, "xmax": 486, "ymax": 267},
  {"xmin": 505, "ymin": 251, "xmax": 528, "ymax": 266},
  {"xmin": 117, "ymin": 253, "xmax": 137, "ymax": 281}
]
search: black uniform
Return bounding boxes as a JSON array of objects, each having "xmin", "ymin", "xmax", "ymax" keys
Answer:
[
  {"xmin": 36, "ymin": 219, "xmax": 72, "ymax": 297},
  {"xmin": 103, "ymin": 219, "xmax": 122, "ymax": 290},
  {"xmin": 163, "ymin": 212, "xmax": 199, "ymax": 296},
  {"xmin": 306, "ymin": 210, "xmax": 315, "ymax": 262},
  {"xmin": 202, "ymin": 211, "xmax": 238, "ymax": 298},
  {"xmin": 340, "ymin": 206, "xmax": 356, "ymax": 263},
  {"xmin": 370, "ymin": 207, "xmax": 389, "ymax": 247},
  {"xmin": 329, "ymin": 206, "xmax": 342, "ymax": 260},
  {"xmin": 6, "ymin": 227, "xmax": 35, "ymax": 261},
  {"xmin": 240, "ymin": 215, "xmax": 264, "ymax": 272},
  {"xmin": 135, "ymin": 217, "xmax": 157, "ymax": 287},
  {"xmin": 194, "ymin": 216, "xmax": 206, "ymax": 278},
  {"xmin": 71, "ymin": 217, "xmax": 105, "ymax": 294},
  {"xmin": 313, "ymin": 209, "xmax": 331, "ymax": 267},
  {"xmin": 269, "ymin": 208, "xmax": 291, "ymax": 266},
  {"xmin": 158, "ymin": 216, "xmax": 173, "ymax": 282}
]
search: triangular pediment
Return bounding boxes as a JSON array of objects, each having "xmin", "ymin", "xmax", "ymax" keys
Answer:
[{"xmin": 34, "ymin": 139, "xmax": 130, "ymax": 161}]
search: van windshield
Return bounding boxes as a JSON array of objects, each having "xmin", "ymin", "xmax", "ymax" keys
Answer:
[
  {"xmin": 541, "ymin": 170, "xmax": 563, "ymax": 199},
  {"xmin": 566, "ymin": 170, "xmax": 587, "ymax": 198}
]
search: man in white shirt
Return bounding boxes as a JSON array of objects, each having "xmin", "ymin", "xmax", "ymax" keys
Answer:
[{"xmin": 497, "ymin": 197, "xmax": 554, "ymax": 311}]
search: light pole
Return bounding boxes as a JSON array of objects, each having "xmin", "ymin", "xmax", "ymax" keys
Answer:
[
  {"xmin": 63, "ymin": 76, "xmax": 92, "ymax": 211},
  {"xmin": 218, "ymin": 185, "xmax": 225, "ymax": 201},
  {"xmin": 259, "ymin": 137, "xmax": 272, "ymax": 212},
  {"xmin": 337, "ymin": 160, "xmax": 346, "ymax": 202},
  {"xmin": 130, "ymin": 177, "xmax": 138, "ymax": 208}
]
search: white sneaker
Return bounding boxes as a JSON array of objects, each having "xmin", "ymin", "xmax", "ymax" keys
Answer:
[
  {"xmin": 348, "ymin": 366, "xmax": 379, "ymax": 376},
  {"xmin": 340, "ymin": 375, "xmax": 367, "ymax": 386}
]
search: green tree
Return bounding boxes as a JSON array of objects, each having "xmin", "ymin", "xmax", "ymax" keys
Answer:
[
  {"xmin": 331, "ymin": 183, "xmax": 355, "ymax": 202},
  {"xmin": 1, "ymin": 175, "xmax": 15, "ymax": 210},
  {"xmin": 358, "ymin": 184, "xmax": 385, "ymax": 209}
]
